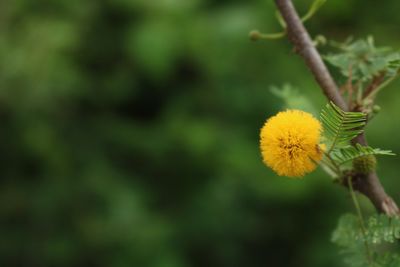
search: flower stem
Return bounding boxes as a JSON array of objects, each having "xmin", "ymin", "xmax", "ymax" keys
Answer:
[{"xmin": 323, "ymin": 151, "xmax": 342, "ymax": 176}]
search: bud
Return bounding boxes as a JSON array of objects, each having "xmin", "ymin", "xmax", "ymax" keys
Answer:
[
  {"xmin": 372, "ymin": 105, "xmax": 381, "ymax": 114},
  {"xmin": 353, "ymin": 155, "xmax": 377, "ymax": 174},
  {"xmin": 314, "ymin": 35, "xmax": 327, "ymax": 46},
  {"xmin": 249, "ymin": 30, "xmax": 261, "ymax": 41}
]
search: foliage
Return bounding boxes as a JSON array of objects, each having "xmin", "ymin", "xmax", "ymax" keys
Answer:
[
  {"xmin": 318, "ymin": 102, "xmax": 394, "ymax": 177},
  {"xmin": 323, "ymin": 37, "xmax": 400, "ymax": 110},
  {"xmin": 332, "ymin": 214, "xmax": 400, "ymax": 267},
  {"xmin": 320, "ymin": 101, "xmax": 367, "ymax": 149},
  {"xmin": 324, "ymin": 37, "xmax": 400, "ymax": 81},
  {"xmin": 330, "ymin": 144, "xmax": 394, "ymax": 166}
]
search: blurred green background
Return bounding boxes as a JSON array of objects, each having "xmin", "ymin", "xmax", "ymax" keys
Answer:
[{"xmin": 1, "ymin": 0, "xmax": 400, "ymax": 266}]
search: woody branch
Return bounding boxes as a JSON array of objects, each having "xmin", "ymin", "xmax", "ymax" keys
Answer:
[{"xmin": 274, "ymin": 0, "xmax": 399, "ymax": 216}]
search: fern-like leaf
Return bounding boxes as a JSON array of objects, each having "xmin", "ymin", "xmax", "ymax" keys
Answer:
[
  {"xmin": 330, "ymin": 144, "xmax": 395, "ymax": 165},
  {"xmin": 334, "ymin": 214, "xmax": 400, "ymax": 245},
  {"xmin": 320, "ymin": 101, "xmax": 367, "ymax": 150},
  {"xmin": 332, "ymin": 214, "xmax": 400, "ymax": 267}
]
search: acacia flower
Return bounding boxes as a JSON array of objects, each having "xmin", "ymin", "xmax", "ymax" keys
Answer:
[{"xmin": 260, "ymin": 110, "xmax": 323, "ymax": 178}]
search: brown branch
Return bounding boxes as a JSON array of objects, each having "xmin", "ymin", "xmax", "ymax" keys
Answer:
[
  {"xmin": 274, "ymin": 0, "xmax": 347, "ymax": 111},
  {"xmin": 274, "ymin": 0, "xmax": 399, "ymax": 215}
]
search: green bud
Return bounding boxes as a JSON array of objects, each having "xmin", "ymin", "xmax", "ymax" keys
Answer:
[
  {"xmin": 314, "ymin": 35, "xmax": 327, "ymax": 46},
  {"xmin": 372, "ymin": 105, "xmax": 381, "ymax": 114},
  {"xmin": 249, "ymin": 30, "xmax": 261, "ymax": 41},
  {"xmin": 353, "ymin": 155, "xmax": 377, "ymax": 174}
]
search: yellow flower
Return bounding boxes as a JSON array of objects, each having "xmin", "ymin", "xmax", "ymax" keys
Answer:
[{"xmin": 260, "ymin": 110, "xmax": 323, "ymax": 178}]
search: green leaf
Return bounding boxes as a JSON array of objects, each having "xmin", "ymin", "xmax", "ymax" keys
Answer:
[
  {"xmin": 332, "ymin": 214, "xmax": 400, "ymax": 267},
  {"xmin": 331, "ymin": 143, "xmax": 395, "ymax": 165},
  {"xmin": 331, "ymin": 214, "xmax": 360, "ymax": 247},
  {"xmin": 365, "ymin": 215, "xmax": 400, "ymax": 244},
  {"xmin": 331, "ymin": 214, "xmax": 370, "ymax": 267},
  {"xmin": 324, "ymin": 37, "xmax": 400, "ymax": 81},
  {"xmin": 320, "ymin": 101, "xmax": 367, "ymax": 150}
]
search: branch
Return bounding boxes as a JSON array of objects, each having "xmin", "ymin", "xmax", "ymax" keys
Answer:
[
  {"xmin": 274, "ymin": 0, "xmax": 347, "ymax": 111},
  {"xmin": 274, "ymin": 0, "xmax": 399, "ymax": 215}
]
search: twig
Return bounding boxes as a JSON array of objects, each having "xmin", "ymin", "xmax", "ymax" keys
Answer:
[
  {"xmin": 363, "ymin": 73, "xmax": 400, "ymax": 102},
  {"xmin": 362, "ymin": 72, "xmax": 386, "ymax": 99}
]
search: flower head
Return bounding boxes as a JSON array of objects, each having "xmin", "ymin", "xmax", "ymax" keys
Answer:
[{"xmin": 260, "ymin": 110, "xmax": 323, "ymax": 178}]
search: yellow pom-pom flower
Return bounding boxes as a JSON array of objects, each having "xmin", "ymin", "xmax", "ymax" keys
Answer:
[{"xmin": 260, "ymin": 110, "xmax": 323, "ymax": 178}]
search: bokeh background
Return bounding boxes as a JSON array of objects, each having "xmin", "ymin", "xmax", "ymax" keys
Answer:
[{"xmin": 1, "ymin": 0, "xmax": 400, "ymax": 266}]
